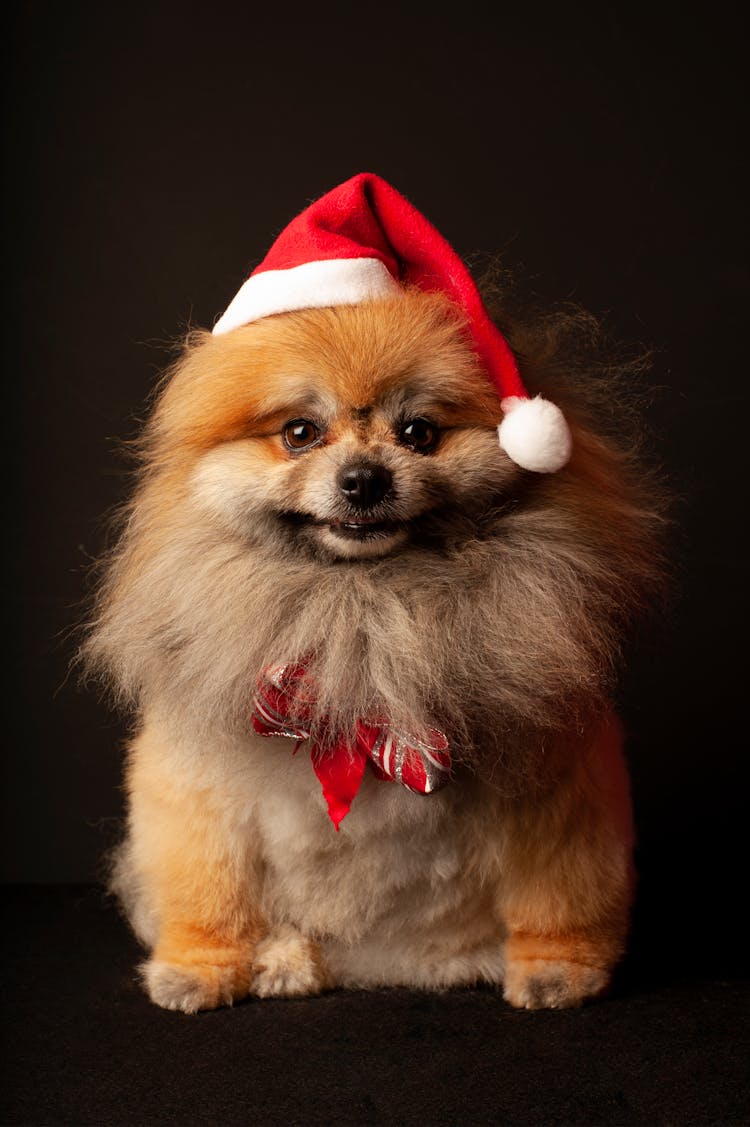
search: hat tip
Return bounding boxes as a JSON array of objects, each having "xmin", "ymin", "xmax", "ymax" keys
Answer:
[{"xmin": 498, "ymin": 396, "xmax": 572, "ymax": 473}]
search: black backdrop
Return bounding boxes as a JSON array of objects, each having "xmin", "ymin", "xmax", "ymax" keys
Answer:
[{"xmin": 5, "ymin": 4, "xmax": 748, "ymax": 971}]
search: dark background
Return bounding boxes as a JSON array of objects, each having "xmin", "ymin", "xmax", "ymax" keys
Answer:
[{"xmin": 4, "ymin": 4, "xmax": 748, "ymax": 973}]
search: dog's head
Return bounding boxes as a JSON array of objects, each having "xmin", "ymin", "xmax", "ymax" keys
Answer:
[{"xmin": 151, "ymin": 290, "xmax": 519, "ymax": 560}]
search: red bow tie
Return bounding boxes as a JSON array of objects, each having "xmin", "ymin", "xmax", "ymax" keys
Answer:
[{"xmin": 251, "ymin": 663, "xmax": 451, "ymax": 829}]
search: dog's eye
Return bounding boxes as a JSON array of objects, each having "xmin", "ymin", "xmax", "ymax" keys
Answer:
[
  {"xmin": 282, "ymin": 420, "xmax": 321, "ymax": 452},
  {"xmin": 398, "ymin": 418, "xmax": 440, "ymax": 454}
]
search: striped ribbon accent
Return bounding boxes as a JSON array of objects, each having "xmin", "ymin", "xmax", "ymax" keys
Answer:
[{"xmin": 251, "ymin": 663, "xmax": 451, "ymax": 828}]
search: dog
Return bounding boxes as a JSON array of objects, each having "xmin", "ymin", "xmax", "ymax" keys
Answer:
[{"xmin": 83, "ymin": 175, "xmax": 666, "ymax": 1012}]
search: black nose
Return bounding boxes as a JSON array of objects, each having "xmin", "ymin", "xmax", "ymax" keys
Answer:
[{"xmin": 338, "ymin": 463, "xmax": 393, "ymax": 508}]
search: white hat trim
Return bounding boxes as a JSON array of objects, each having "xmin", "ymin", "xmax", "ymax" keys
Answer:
[{"xmin": 212, "ymin": 257, "xmax": 402, "ymax": 336}]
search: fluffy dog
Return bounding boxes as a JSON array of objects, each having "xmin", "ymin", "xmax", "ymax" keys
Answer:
[{"xmin": 83, "ymin": 177, "xmax": 666, "ymax": 1013}]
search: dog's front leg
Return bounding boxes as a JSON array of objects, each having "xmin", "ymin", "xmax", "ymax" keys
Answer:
[
  {"xmin": 498, "ymin": 711, "xmax": 635, "ymax": 1009},
  {"xmin": 122, "ymin": 723, "xmax": 267, "ymax": 1013}
]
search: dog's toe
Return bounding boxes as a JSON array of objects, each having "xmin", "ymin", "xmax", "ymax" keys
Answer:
[
  {"xmin": 251, "ymin": 925, "xmax": 328, "ymax": 998},
  {"xmin": 503, "ymin": 957, "xmax": 610, "ymax": 1010},
  {"xmin": 142, "ymin": 958, "xmax": 251, "ymax": 1013}
]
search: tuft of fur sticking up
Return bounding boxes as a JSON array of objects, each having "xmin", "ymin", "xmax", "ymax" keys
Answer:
[{"xmin": 82, "ymin": 286, "xmax": 668, "ymax": 1012}]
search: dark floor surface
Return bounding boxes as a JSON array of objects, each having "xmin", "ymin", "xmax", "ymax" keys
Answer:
[{"xmin": 2, "ymin": 884, "xmax": 748, "ymax": 1127}]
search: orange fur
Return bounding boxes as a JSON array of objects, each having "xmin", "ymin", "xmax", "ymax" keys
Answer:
[
  {"xmin": 148, "ymin": 292, "xmax": 501, "ymax": 460},
  {"xmin": 496, "ymin": 712, "xmax": 634, "ymax": 1007}
]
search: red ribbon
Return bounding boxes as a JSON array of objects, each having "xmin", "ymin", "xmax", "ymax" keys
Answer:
[{"xmin": 251, "ymin": 663, "xmax": 451, "ymax": 829}]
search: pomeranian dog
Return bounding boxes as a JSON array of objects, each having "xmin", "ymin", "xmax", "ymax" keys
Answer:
[{"xmin": 83, "ymin": 174, "xmax": 665, "ymax": 1013}]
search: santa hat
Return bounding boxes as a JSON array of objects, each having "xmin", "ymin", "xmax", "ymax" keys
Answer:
[{"xmin": 213, "ymin": 172, "xmax": 572, "ymax": 473}]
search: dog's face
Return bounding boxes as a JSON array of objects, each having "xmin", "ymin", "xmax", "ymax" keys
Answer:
[{"xmin": 154, "ymin": 291, "xmax": 518, "ymax": 561}]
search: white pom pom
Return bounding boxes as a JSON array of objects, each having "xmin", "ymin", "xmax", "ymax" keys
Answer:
[{"xmin": 497, "ymin": 396, "xmax": 572, "ymax": 473}]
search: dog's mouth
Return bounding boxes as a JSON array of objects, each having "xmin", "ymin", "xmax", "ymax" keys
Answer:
[
  {"xmin": 326, "ymin": 517, "xmax": 404, "ymax": 541},
  {"xmin": 279, "ymin": 510, "xmax": 408, "ymax": 552}
]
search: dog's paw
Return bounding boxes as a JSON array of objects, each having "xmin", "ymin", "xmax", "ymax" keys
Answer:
[
  {"xmin": 503, "ymin": 956, "xmax": 610, "ymax": 1010},
  {"xmin": 142, "ymin": 958, "xmax": 252, "ymax": 1014},
  {"xmin": 251, "ymin": 924, "xmax": 328, "ymax": 998}
]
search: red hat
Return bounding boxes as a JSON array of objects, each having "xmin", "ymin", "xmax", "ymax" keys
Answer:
[{"xmin": 213, "ymin": 173, "xmax": 571, "ymax": 473}]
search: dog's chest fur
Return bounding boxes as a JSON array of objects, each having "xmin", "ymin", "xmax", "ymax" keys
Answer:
[{"xmin": 253, "ymin": 741, "xmax": 507, "ymax": 986}]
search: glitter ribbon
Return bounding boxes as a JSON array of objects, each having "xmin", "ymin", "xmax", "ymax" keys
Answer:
[{"xmin": 251, "ymin": 662, "xmax": 451, "ymax": 829}]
